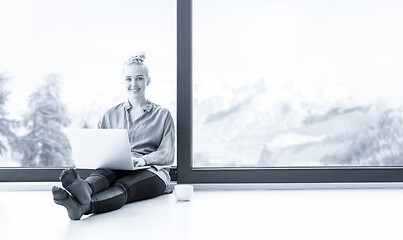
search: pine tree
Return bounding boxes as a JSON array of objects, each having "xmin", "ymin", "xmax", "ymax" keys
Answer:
[
  {"xmin": 16, "ymin": 74, "xmax": 73, "ymax": 167},
  {"xmin": 0, "ymin": 73, "xmax": 17, "ymax": 156}
]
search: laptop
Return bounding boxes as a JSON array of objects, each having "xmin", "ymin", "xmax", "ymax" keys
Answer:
[{"xmin": 65, "ymin": 129, "xmax": 150, "ymax": 171}]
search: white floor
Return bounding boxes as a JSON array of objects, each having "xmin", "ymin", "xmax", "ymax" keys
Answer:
[{"xmin": 1, "ymin": 186, "xmax": 403, "ymax": 240}]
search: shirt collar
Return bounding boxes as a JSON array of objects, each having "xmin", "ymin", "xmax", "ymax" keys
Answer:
[{"xmin": 124, "ymin": 99, "xmax": 153, "ymax": 113}]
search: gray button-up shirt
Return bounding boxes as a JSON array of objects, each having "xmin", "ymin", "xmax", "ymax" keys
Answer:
[{"xmin": 98, "ymin": 99, "xmax": 175, "ymax": 192}]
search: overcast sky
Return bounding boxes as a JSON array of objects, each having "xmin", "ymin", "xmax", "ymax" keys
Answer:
[
  {"xmin": 193, "ymin": 0, "xmax": 403, "ymax": 107},
  {"xmin": 1, "ymin": 0, "xmax": 403, "ymax": 121},
  {"xmin": 0, "ymin": 0, "xmax": 176, "ymax": 119}
]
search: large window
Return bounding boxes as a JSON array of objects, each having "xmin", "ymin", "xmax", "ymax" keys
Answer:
[
  {"xmin": 0, "ymin": 0, "xmax": 176, "ymax": 179},
  {"xmin": 2, "ymin": 0, "xmax": 403, "ymax": 183},
  {"xmin": 177, "ymin": 0, "xmax": 403, "ymax": 182},
  {"xmin": 192, "ymin": 0, "xmax": 403, "ymax": 167}
]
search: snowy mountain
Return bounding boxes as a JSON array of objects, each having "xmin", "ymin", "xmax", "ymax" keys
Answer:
[
  {"xmin": 193, "ymin": 78, "xmax": 403, "ymax": 167},
  {"xmin": 259, "ymin": 106, "xmax": 403, "ymax": 166}
]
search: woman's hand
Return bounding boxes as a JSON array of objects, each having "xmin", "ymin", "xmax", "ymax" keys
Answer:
[{"xmin": 132, "ymin": 157, "xmax": 146, "ymax": 167}]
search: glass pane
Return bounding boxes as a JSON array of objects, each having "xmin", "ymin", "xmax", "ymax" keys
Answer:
[
  {"xmin": 193, "ymin": 0, "xmax": 403, "ymax": 167},
  {"xmin": 0, "ymin": 0, "xmax": 176, "ymax": 167}
]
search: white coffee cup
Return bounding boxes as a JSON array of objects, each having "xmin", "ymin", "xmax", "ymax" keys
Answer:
[{"xmin": 174, "ymin": 184, "xmax": 193, "ymax": 201}]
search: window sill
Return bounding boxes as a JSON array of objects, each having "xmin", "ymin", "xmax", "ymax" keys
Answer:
[{"xmin": 2, "ymin": 181, "xmax": 403, "ymax": 191}]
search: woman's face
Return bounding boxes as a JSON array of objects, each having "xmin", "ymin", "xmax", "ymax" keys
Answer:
[{"xmin": 123, "ymin": 65, "xmax": 150, "ymax": 98}]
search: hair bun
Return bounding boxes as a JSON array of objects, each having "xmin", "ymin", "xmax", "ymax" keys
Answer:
[{"xmin": 126, "ymin": 52, "xmax": 146, "ymax": 65}]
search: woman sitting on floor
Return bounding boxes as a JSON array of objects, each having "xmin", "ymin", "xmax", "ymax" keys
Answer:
[{"xmin": 52, "ymin": 52, "xmax": 175, "ymax": 220}]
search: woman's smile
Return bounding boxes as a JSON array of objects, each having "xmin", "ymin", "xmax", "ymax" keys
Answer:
[{"xmin": 130, "ymin": 87, "xmax": 140, "ymax": 92}]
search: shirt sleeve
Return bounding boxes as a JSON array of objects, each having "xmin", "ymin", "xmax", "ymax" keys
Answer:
[
  {"xmin": 141, "ymin": 112, "xmax": 175, "ymax": 167},
  {"xmin": 98, "ymin": 113, "xmax": 109, "ymax": 129},
  {"xmin": 97, "ymin": 119, "xmax": 103, "ymax": 129}
]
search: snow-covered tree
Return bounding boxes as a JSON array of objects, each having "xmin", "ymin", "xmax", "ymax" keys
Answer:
[
  {"xmin": 0, "ymin": 73, "xmax": 17, "ymax": 156},
  {"xmin": 16, "ymin": 74, "xmax": 73, "ymax": 167}
]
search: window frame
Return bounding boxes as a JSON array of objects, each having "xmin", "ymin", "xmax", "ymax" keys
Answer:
[
  {"xmin": 176, "ymin": 0, "xmax": 403, "ymax": 184},
  {"xmin": 1, "ymin": 0, "xmax": 403, "ymax": 183},
  {"xmin": 0, "ymin": 168, "xmax": 177, "ymax": 182}
]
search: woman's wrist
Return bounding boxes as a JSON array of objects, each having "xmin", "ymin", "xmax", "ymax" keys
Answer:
[
  {"xmin": 132, "ymin": 157, "xmax": 146, "ymax": 167},
  {"xmin": 137, "ymin": 158, "xmax": 146, "ymax": 167},
  {"xmin": 142, "ymin": 157, "xmax": 148, "ymax": 166}
]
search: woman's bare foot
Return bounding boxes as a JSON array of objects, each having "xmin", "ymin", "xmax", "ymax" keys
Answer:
[
  {"xmin": 60, "ymin": 168, "xmax": 92, "ymax": 205},
  {"xmin": 52, "ymin": 186, "xmax": 90, "ymax": 220}
]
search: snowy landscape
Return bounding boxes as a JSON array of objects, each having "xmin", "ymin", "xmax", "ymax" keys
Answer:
[
  {"xmin": 191, "ymin": 0, "xmax": 403, "ymax": 167},
  {"xmin": 193, "ymin": 79, "xmax": 403, "ymax": 167},
  {"xmin": 1, "ymin": 0, "xmax": 403, "ymax": 168},
  {"xmin": 0, "ymin": 0, "xmax": 176, "ymax": 167}
]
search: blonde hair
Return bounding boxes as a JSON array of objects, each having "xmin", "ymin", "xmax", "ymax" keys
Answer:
[{"xmin": 123, "ymin": 52, "xmax": 149, "ymax": 77}]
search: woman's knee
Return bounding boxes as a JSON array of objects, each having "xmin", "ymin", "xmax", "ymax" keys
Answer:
[
  {"xmin": 92, "ymin": 168, "xmax": 115, "ymax": 177},
  {"xmin": 86, "ymin": 168, "xmax": 121, "ymax": 194},
  {"xmin": 112, "ymin": 170, "xmax": 165, "ymax": 202},
  {"xmin": 128, "ymin": 176, "xmax": 165, "ymax": 202}
]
